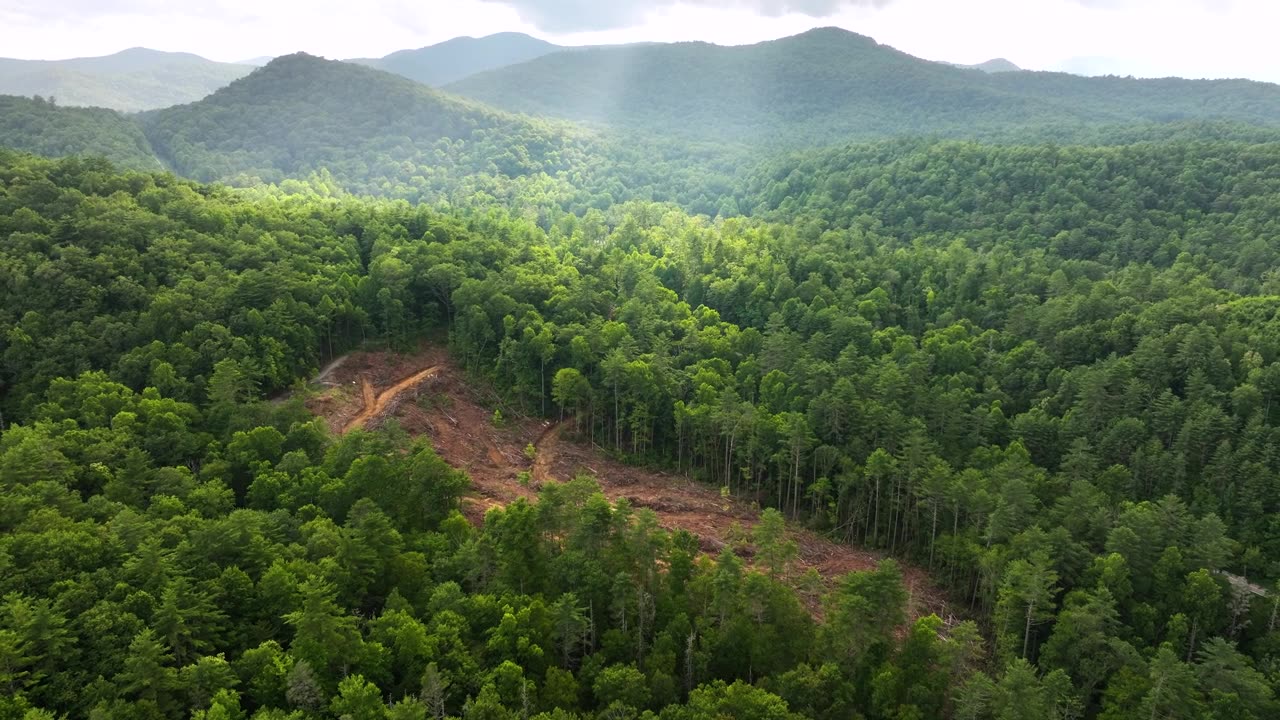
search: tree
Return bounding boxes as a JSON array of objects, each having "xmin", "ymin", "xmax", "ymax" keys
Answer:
[
  {"xmin": 115, "ymin": 629, "xmax": 177, "ymax": 713},
  {"xmin": 753, "ymin": 509, "xmax": 797, "ymax": 579},
  {"xmin": 420, "ymin": 662, "xmax": 452, "ymax": 720},
  {"xmin": 1182, "ymin": 570, "xmax": 1223, "ymax": 661},
  {"xmin": 1141, "ymin": 647, "xmax": 1204, "ymax": 720},
  {"xmin": 995, "ymin": 555, "xmax": 1059, "ymax": 663},
  {"xmin": 822, "ymin": 561, "xmax": 907, "ymax": 671},
  {"xmin": 283, "ymin": 577, "xmax": 362, "ymax": 679},
  {"xmin": 331, "ymin": 675, "xmax": 388, "ymax": 720},
  {"xmin": 593, "ymin": 664, "xmax": 649, "ymax": 711}
]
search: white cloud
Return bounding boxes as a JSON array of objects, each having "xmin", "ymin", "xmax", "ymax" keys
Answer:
[{"xmin": 472, "ymin": 0, "xmax": 893, "ymax": 33}]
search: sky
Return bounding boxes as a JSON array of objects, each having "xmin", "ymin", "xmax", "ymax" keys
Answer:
[{"xmin": 3, "ymin": 0, "xmax": 1277, "ymax": 82}]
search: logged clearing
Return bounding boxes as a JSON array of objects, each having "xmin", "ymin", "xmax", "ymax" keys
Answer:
[{"xmin": 307, "ymin": 346, "xmax": 952, "ymax": 622}]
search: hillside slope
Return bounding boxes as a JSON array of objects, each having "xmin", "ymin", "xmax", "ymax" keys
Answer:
[
  {"xmin": 350, "ymin": 32, "xmax": 561, "ymax": 86},
  {"xmin": 448, "ymin": 27, "xmax": 1280, "ymax": 145},
  {"xmin": 0, "ymin": 95, "xmax": 159, "ymax": 169},
  {"xmin": 141, "ymin": 53, "xmax": 614, "ymax": 196},
  {"xmin": 0, "ymin": 48, "xmax": 252, "ymax": 112}
]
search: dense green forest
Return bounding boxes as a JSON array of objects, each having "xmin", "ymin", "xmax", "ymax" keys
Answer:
[
  {"xmin": 6, "ymin": 21, "xmax": 1280, "ymax": 720},
  {"xmin": 6, "ymin": 124, "xmax": 1280, "ymax": 718},
  {"xmin": 0, "ymin": 95, "xmax": 161, "ymax": 170}
]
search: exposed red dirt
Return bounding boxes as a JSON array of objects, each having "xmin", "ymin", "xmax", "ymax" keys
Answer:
[
  {"xmin": 345, "ymin": 367, "xmax": 442, "ymax": 433},
  {"xmin": 307, "ymin": 347, "xmax": 953, "ymax": 622}
]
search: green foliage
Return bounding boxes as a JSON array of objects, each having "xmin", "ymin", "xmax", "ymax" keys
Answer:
[
  {"xmin": 0, "ymin": 95, "xmax": 159, "ymax": 168},
  {"xmin": 6, "ymin": 88, "xmax": 1280, "ymax": 718}
]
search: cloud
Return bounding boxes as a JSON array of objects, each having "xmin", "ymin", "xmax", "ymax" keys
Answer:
[
  {"xmin": 1067, "ymin": 0, "xmax": 1233, "ymax": 9},
  {"xmin": 478, "ymin": 0, "xmax": 892, "ymax": 32}
]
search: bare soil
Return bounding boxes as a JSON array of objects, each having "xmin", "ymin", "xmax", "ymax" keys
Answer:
[{"xmin": 306, "ymin": 346, "xmax": 953, "ymax": 622}]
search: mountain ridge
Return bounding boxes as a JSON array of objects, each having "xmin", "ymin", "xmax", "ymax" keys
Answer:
[
  {"xmin": 446, "ymin": 26, "xmax": 1280, "ymax": 146},
  {"xmin": 348, "ymin": 32, "xmax": 562, "ymax": 87},
  {"xmin": 139, "ymin": 52, "xmax": 594, "ymax": 191},
  {"xmin": 0, "ymin": 47, "xmax": 253, "ymax": 112},
  {"xmin": 952, "ymin": 58, "xmax": 1022, "ymax": 73}
]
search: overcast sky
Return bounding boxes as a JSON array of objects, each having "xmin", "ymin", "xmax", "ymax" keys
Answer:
[{"xmin": 4, "ymin": 0, "xmax": 1277, "ymax": 82}]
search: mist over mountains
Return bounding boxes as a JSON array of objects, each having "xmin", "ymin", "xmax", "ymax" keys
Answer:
[{"xmin": 0, "ymin": 48, "xmax": 253, "ymax": 112}]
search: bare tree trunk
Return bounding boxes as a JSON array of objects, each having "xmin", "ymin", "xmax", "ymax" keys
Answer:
[
  {"xmin": 930, "ymin": 501, "xmax": 939, "ymax": 569},
  {"xmin": 1023, "ymin": 603, "xmax": 1034, "ymax": 659}
]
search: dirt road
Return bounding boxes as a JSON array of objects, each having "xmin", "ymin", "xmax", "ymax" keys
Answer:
[{"xmin": 344, "ymin": 366, "xmax": 441, "ymax": 433}]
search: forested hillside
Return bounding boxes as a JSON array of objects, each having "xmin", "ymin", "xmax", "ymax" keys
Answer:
[
  {"xmin": 0, "ymin": 48, "xmax": 253, "ymax": 112},
  {"xmin": 138, "ymin": 53, "xmax": 745, "ymax": 213},
  {"xmin": 6, "ymin": 29, "xmax": 1280, "ymax": 212},
  {"xmin": 0, "ymin": 151, "xmax": 977, "ymax": 720},
  {"xmin": 5, "ymin": 15, "xmax": 1280, "ymax": 720},
  {"xmin": 6, "ymin": 127, "xmax": 1280, "ymax": 717},
  {"xmin": 447, "ymin": 27, "xmax": 1280, "ymax": 145},
  {"xmin": 0, "ymin": 95, "xmax": 161, "ymax": 169}
]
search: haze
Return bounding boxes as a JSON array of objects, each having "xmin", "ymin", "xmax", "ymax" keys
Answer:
[{"xmin": 3, "ymin": 0, "xmax": 1276, "ymax": 82}]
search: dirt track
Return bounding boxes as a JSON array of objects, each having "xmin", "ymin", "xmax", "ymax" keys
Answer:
[
  {"xmin": 344, "ymin": 366, "xmax": 441, "ymax": 432},
  {"xmin": 308, "ymin": 347, "xmax": 953, "ymax": 622}
]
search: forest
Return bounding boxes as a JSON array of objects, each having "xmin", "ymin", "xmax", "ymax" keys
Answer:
[
  {"xmin": 5, "ymin": 17, "xmax": 1280, "ymax": 720},
  {"xmin": 5, "ymin": 117, "xmax": 1280, "ymax": 720}
]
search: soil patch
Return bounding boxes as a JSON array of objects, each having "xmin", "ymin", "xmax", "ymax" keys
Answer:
[{"xmin": 307, "ymin": 346, "xmax": 953, "ymax": 622}]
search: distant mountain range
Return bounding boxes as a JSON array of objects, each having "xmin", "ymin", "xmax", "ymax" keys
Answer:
[
  {"xmin": 348, "ymin": 32, "xmax": 562, "ymax": 87},
  {"xmin": 445, "ymin": 28, "xmax": 1280, "ymax": 145},
  {"xmin": 0, "ymin": 48, "xmax": 252, "ymax": 112},
  {"xmin": 952, "ymin": 58, "xmax": 1022, "ymax": 73},
  {"xmin": 3, "ymin": 27, "xmax": 1280, "ymax": 195},
  {"xmin": 140, "ymin": 52, "xmax": 597, "ymax": 192}
]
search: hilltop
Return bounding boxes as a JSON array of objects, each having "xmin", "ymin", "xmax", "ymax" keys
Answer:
[
  {"xmin": 137, "ymin": 52, "xmax": 737, "ymax": 209},
  {"xmin": 349, "ymin": 32, "xmax": 562, "ymax": 86},
  {"xmin": 142, "ymin": 53, "xmax": 585, "ymax": 191},
  {"xmin": 952, "ymin": 58, "xmax": 1022, "ymax": 73},
  {"xmin": 0, "ymin": 47, "xmax": 252, "ymax": 112}
]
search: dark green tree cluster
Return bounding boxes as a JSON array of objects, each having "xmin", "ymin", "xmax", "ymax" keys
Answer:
[
  {"xmin": 0, "ymin": 150, "xmax": 375, "ymax": 420},
  {"xmin": 0, "ymin": 95, "xmax": 161, "ymax": 170}
]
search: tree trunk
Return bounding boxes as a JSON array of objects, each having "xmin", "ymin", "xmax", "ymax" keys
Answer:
[
  {"xmin": 930, "ymin": 501, "xmax": 939, "ymax": 569},
  {"xmin": 1023, "ymin": 603, "xmax": 1034, "ymax": 659}
]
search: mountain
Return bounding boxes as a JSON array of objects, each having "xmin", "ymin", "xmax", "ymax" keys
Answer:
[
  {"xmin": 953, "ymin": 58, "xmax": 1022, "ymax": 73},
  {"xmin": 0, "ymin": 48, "xmax": 253, "ymax": 112},
  {"xmin": 136, "ymin": 52, "xmax": 748, "ymax": 212},
  {"xmin": 349, "ymin": 32, "xmax": 561, "ymax": 87},
  {"xmin": 0, "ymin": 95, "xmax": 159, "ymax": 168},
  {"xmin": 448, "ymin": 27, "xmax": 1280, "ymax": 145},
  {"xmin": 140, "ymin": 53, "xmax": 603, "ymax": 195}
]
